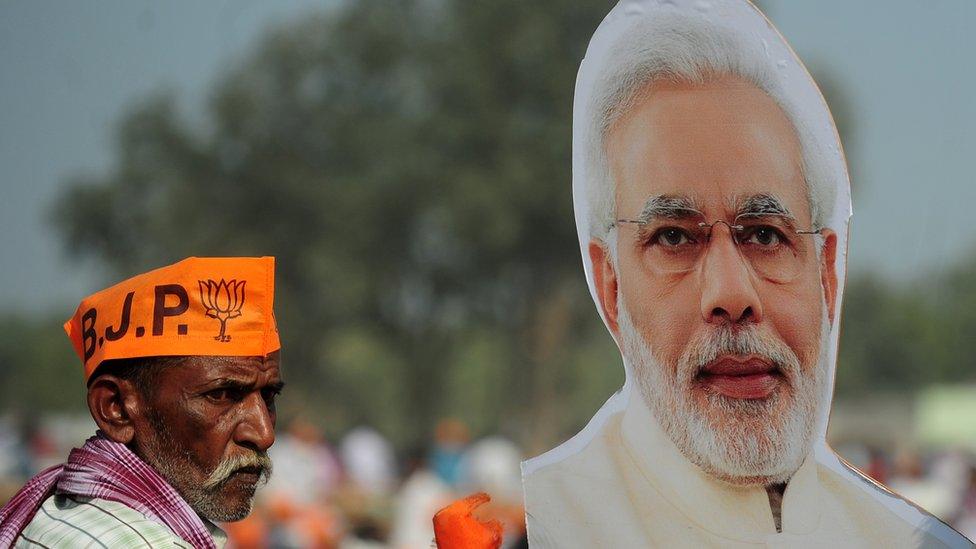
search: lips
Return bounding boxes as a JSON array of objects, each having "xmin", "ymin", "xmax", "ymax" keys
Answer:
[
  {"xmin": 231, "ymin": 466, "xmax": 264, "ymax": 484},
  {"xmin": 697, "ymin": 355, "xmax": 781, "ymax": 400}
]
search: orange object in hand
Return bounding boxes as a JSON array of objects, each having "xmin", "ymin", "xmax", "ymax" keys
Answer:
[{"xmin": 433, "ymin": 493, "xmax": 502, "ymax": 549}]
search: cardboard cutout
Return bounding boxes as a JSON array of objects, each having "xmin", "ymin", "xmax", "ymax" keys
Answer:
[{"xmin": 520, "ymin": 1, "xmax": 970, "ymax": 546}]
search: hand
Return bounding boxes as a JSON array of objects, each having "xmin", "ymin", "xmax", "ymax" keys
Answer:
[{"xmin": 433, "ymin": 492, "xmax": 503, "ymax": 549}]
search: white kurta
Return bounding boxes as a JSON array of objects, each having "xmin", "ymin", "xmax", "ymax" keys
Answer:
[{"xmin": 523, "ymin": 395, "xmax": 969, "ymax": 548}]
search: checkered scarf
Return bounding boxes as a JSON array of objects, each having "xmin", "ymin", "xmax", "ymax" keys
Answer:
[{"xmin": 0, "ymin": 432, "xmax": 216, "ymax": 549}]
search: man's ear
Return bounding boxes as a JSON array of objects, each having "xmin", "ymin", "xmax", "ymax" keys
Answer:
[
  {"xmin": 87, "ymin": 375, "xmax": 142, "ymax": 444},
  {"xmin": 819, "ymin": 229, "xmax": 839, "ymax": 323},
  {"xmin": 589, "ymin": 239, "xmax": 620, "ymax": 335}
]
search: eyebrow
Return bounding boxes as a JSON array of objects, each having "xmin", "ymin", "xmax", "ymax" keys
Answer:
[
  {"xmin": 634, "ymin": 194, "xmax": 703, "ymax": 223},
  {"xmin": 207, "ymin": 379, "xmax": 286, "ymax": 393},
  {"xmin": 734, "ymin": 193, "xmax": 796, "ymax": 221}
]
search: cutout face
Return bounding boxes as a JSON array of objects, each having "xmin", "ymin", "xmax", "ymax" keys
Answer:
[
  {"xmin": 601, "ymin": 76, "xmax": 837, "ymax": 484},
  {"xmin": 521, "ymin": 1, "xmax": 969, "ymax": 546}
]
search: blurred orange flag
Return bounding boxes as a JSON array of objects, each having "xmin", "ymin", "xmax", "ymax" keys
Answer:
[
  {"xmin": 64, "ymin": 257, "xmax": 280, "ymax": 381},
  {"xmin": 433, "ymin": 493, "xmax": 502, "ymax": 549}
]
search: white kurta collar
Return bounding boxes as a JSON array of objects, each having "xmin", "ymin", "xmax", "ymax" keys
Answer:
[{"xmin": 619, "ymin": 393, "xmax": 823, "ymax": 542}]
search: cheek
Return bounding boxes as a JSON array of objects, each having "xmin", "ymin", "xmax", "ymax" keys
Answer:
[
  {"xmin": 181, "ymin": 403, "xmax": 238, "ymax": 465},
  {"xmin": 765, "ymin": 280, "xmax": 824, "ymax": 366},
  {"xmin": 618, "ymin": 257, "xmax": 698, "ymax": 361}
]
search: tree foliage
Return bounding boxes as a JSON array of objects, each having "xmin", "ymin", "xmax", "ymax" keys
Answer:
[{"xmin": 836, "ymin": 254, "xmax": 976, "ymax": 396}]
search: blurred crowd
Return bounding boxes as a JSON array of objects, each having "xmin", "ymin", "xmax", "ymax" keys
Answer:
[
  {"xmin": 0, "ymin": 414, "xmax": 528, "ymax": 548},
  {"xmin": 833, "ymin": 441, "xmax": 976, "ymax": 540},
  {"xmin": 2, "ymin": 413, "xmax": 975, "ymax": 546}
]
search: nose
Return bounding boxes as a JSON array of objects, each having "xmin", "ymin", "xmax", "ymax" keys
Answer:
[
  {"xmin": 234, "ymin": 393, "xmax": 276, "ymax": 452},
  {"xmin": 699, "ymin": 224, "xmax": 763, "ymax": 325}
]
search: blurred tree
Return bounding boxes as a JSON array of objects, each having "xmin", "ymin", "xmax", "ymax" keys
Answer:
[
  {"xmin": 836, "ymin": 275, "xmax": 934, "ymax": 394},
  {"xmin": 0, "ymin": 315, "xmax": 80, "ymax": 413},
  {"xmin": 836, "ymin": 258, "xmax": 976, "ymax": 397},
  {"xmin": 51, "ymin": 0, "xmax": 620, "ymax": 450}
]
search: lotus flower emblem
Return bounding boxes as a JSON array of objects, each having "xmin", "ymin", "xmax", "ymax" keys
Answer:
[{"xmin": 198, "ymin": 279, "xmax": 246, "ymax": 342}]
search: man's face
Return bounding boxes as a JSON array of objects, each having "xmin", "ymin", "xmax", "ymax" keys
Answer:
[
  {"xmin": 597, "ymin": 76, "xmax": 837, "ymax": 484},
  {"xmin": 133, "ymin": 352, "xmax": 283, "ymax": 521}
]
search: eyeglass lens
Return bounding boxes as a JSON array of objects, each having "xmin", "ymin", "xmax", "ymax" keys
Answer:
[{"xmin": 632, "ymin": 215, "xmax": 813, "ymax": 282}]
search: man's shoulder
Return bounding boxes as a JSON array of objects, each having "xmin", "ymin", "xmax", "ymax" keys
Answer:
[
  {"xmin": 816, "ymin": 458, "xmax": 973, "ymax": 548},
  {"xmin": 522, "ymin": 405, "xmax": 639, "ymax": 546},
  {"xmin": 523, "ymin": 403, "xmax": 626, "ymax": 497},
  {"xmin": 16, "ymin": 494, "xmax": 192, "ymax": 548}
]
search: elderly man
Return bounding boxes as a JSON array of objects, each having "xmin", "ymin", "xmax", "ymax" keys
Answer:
[
  {"xmin": 521, "ymin": 2, "xmax": 970, "ymax": 547},
  {"xmin": 0, "ymin": 257, "xmax": 282, "ymax": 548}
]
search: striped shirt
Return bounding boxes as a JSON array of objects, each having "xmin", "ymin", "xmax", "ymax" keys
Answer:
[{"xmin": 14, "ymin": 494, "xmax": 227, "ymax": 548}]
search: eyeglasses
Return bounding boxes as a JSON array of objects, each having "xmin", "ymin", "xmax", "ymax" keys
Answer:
[{"xmin": 610, "ymin": 214, "xmax": 822, "ymax": 283}]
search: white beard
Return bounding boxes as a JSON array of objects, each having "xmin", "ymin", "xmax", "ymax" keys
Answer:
[{"xmin": 617, "ymin": 302, "xmax": 831, "ymax": 486}]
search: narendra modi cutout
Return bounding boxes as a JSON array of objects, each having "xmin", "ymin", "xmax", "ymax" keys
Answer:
[{"xmin": 520, "ymin": 1, "xmax": 971, "ymax": 547}]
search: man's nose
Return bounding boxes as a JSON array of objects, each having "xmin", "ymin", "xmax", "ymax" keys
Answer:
[
  {"xmin": 698, "ymin": 225, "xmax": 763, "ymax": 325},
  {"xmin": 235, "ymin": 393, "xmax": 276, "ymax": 452}
]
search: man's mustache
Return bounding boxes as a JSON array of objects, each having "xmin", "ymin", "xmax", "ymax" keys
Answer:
[
  {"xmin": 202, "ymin": 451, "xmax": 273, "ymax": 490},
  {"xmin": 680, "ymin": 325, "xmax": 801, "ymax": 382}
]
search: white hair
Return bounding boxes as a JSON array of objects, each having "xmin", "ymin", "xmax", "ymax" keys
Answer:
[
  {"xmin": 582, "ymin": 13, "xmax": 837, "ymax": 245},
  {"xmin": 618, "ymin": 295, "xmax": 831, "ymax": 484}
]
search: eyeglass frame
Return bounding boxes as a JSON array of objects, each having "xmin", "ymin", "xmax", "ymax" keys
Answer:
[
  {"xmin": 607, "ymin": 213, "xmax": 824, "ymax": 280},
  {"xmin": 609, "ymin": 216, "xmax": 822, "ymax": 235}
]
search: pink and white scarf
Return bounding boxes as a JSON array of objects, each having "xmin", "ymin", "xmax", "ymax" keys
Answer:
[{"xmin": 0, "ymin": 432, "xmax": 216, "ymax": 549}]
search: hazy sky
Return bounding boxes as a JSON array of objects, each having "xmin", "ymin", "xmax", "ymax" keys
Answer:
[{"xmin": 1, "ymin": 0, "xmax": 974, "ymax": 314}]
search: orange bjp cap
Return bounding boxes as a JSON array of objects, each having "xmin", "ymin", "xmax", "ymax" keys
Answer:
[{"xmin": 64, "ymin": 257, "xmax": 280, "ymax": 381}]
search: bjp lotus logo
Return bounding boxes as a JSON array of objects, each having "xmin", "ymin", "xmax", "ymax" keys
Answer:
[{"xmin": 198, "ymin": 279, "xmax": 246, "ymax": 342}]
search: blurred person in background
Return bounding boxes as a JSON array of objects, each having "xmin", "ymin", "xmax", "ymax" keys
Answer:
[
  {"xmin": 0, "ymin": 257, "xmax": 282, "ymax": 548},
  {"xmin": 264, "ymin": 418, "xmax": 341, "ymax": 506},
  {"xmin": 518, "ymin": 1, "xmax": 970, "ymax": 547},
  {"xmin": 953, "ymin": 465, "xmax": 976, "ymax": 542},
  {"xmin": 430, "ymin": 419, "xmax": 470, "ymax": 488},
  {"xmin": 888, "ymin": 448, "xmax": 963, "ymax": 523},
  {"xmin": 865, "ymin": 447, "xmax": 890, "ymax": 485},
  {"xmin": 337, "ymin": 426, "xmax": 396, "ymax": 547},
  {"xmin": 389, "ymin": 447, "xmax": 453, "ymax": 549},
  {"xmin": 226, "ymin": 417, "xmax": 343, "ymax": 548},
  {"xmin": 340, "ymin": 426, "xmax": 397, "ymax": 498},
  {"xmin": 394, "ymin": 433, "xmax": 527, "ymax": 549},
  {"xmin": 460, "ymin": 437, "xmax": 526, "ymax": 547}
]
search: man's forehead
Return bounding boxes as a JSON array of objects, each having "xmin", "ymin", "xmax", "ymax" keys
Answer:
[
  {"xmin": 607, "ymin": 75, "xmax": 811, "ymax": 223},
  {"xmin": 174, "ymin": 354, "xmax": 282, "ymax": 382},
  {"xmin": 612, "ymin": 158, "xmax": 812, "ymax": 223}
]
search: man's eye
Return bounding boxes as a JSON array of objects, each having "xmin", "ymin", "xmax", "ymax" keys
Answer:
[
  {"xmin": 262, "ymin": 389, "xmax": 279, "ymax": 407},
  {"xmin": 742, "ymin": 225, "xmax": 784, "ymax": 247},
  {"xmin": 206, "ymin": 389, "xmax": 229, "ymax": 402},
  {"xmin": 206, "ymin": 388, "xmax": 243, "ymax": 402},
  {"xmin": 652, "ymin": 227, "xmax": 693, "ymax": 247}
]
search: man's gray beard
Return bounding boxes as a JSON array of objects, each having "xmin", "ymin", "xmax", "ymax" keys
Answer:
[
  {"xmin": 618, "ymin": 303, "xmax": 830, "ymax": 486},
  {"xmin": 138, "ymin": 412, "xmax": 273, "ymax": 522}
]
